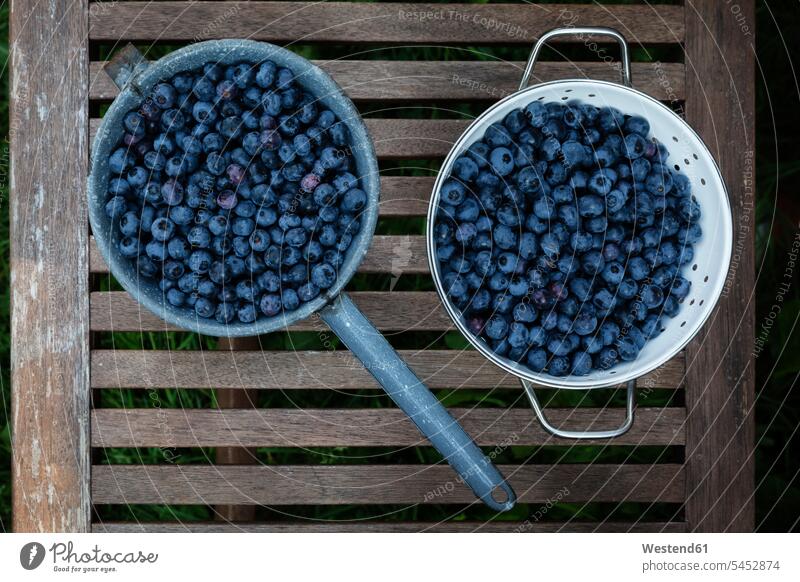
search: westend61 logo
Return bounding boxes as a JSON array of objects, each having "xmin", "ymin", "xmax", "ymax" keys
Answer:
[{"xmin": 19, "ymin": 541, "xmax": 158, "ymax": 574}]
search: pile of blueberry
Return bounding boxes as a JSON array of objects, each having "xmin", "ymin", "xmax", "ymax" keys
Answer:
[
  {"xmin": 434, "ymin": 100, "xmax": 701, "ymax": 376},
  {"xmin": 104, "ymin": 59, "xmax": 366, "ymax": 324}
]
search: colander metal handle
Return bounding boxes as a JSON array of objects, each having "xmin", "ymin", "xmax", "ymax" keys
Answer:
[
  {"xmin": 519, "ymin": 27, "xmax": 632, "ymax": 90},
  {"xmin": 521, "ymin": 379, "xmax": 636, "ymax": 439}
]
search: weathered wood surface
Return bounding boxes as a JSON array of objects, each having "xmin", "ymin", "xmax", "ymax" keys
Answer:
[
  {"xmin": 10, "ymin": 0, "xmax": 91, "ymax": 532},
  {"xmin": 683, "ymin": 0, "xmax": 756, "ymax": 532},
  {"xmin": 214, "ymin": 337, "xmax": 261, "ymax": 523},
  {"xmin": 94, "ymin": 521, "xmax": 688, "ymax": 533},
  {"xmin": 92, "ymin": 463, "xmax": 686, "ymax": 504},
  {"xmin": 89, "ymin": 60, "xmax": 685, "ymax": 102},
  {"xmin": 90, "ymin": 349, "xmax": 686, "ymax": 390},
  {"xmin": 9, "ymin": 0, "xmax": 752, "ymax": 532},
  {"xmin": 92, "ymin": 407, "xmax": 686, "ymax": 447},
  {"xmin": 88, "ymin": 2, "xmax": 685, "ymax": 44},
  {"xmin": 91, "ymin": 235, "xmax": 429, "ymax": 274}
]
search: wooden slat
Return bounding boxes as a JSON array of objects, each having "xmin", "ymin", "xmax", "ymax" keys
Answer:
[
  {"xmin": 91, "ymin": 235, "xmax": 428, "ymax": 275},
  {"xmin": 90, "ymin": 349, "xmax": 685, "ymax": 390},
  {"xmin": 88, "ymin": 3, "xmax": 685, "ymax": 44},
  {"xmin": 214, "ymin": 337, "xmax": 260, "ymax": 523},
  {"xmin": 92, "ymin": 464, "xmax": 686, "ymax": 504},
  {"xmin": 89, "ymin": 60, "xmax": 685, "ymax": 102},
  {"xmin": 90, "ymin": 291, "xmax": 452, "ymax": 331},
  {"xmin": 91, "ymin": 117, "xmax": 466, "ymax": 159},
  {"xmin": 92, "ymin": 407, "xmax": 686, "ymax": 447},
  {"xmin": 11, "ymin": 0, "xmax": 91, "ymax": 532},
  {"xmin": 683, "ymin": 0, "xmax": 755, "ymax": 532},
  {"xmin": 94, "ymin": 521, "xmax": 688, "ymax": 533}
]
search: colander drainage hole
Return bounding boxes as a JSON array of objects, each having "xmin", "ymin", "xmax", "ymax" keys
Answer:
[
  {"xmin": 704, "ymin": 275, "xmax": 709, "ymax": 282},
  {"xmin": 672, "ymin": 136, "xmax": 679, "ymax": 142},
  {"xmin": 701, "ymin": 178, "xmax": 707, "ymax": 185},
  {"xmin": 692, "ymin": 264, "xmax": 698, "ymax": 271},
  {"xmin": 680, "ymin": 321, "xmax": 686, "ymax": 327},
  {"xmin": 699, "ymin": 299, "xmax": 705, "ymax": 306},
  {"xmin": 690, "ymin": 299, "xmax": 695, "ymax": 305},
  {"xmin": 693, "ymin": 153, "xmax": 699, "ymax": 160}
]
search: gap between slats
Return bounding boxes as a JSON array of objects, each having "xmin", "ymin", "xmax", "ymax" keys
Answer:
[
  {"xmin": 91, "ymin": 463, "xmax": 686, "ymax": 504},
  {"xmin": 93, "ymin": 521, "xmax": 688, "ymax": 533},
  {"xmin": 91, "ymin": 407, "xmax": 685, "ymax": 447},
  {"xmin": 88, "ymin": 3, "xmax": 685, "ymax": 44},
  {"xmin": 89, "ymin": 61, "xmax": 685, "ymax": 102},
  {"xmin": 90, "ymin": 349, "xmax": 685, "ymax": 390}
]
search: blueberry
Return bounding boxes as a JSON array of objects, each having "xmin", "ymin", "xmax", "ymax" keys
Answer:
[
  {"xmin": 547, "ymin": 356, "xmax": 569, "ymax": 376},
  {"xmin": 570, "ymin": 351, "xmax": 592, "ymax": 376},
  {"xmin": 187, "ymin": 250, "xmax": 212, "ymax": 274},
  {"xmin": 485, "ymin": 315, "xmax": 509, "ymax": 340},
  {"xmin": 118, "ymin": 236, "xmax": 140, "ymax": 257},
  {"xmin": 624, "ymin": 116, "xmax": 650, "ymax": 137},
  {"xmin": 311, "ymin": 263, "xmax": 336, "ymax": 289},
  {"xmin": 342, "ymin": 188, "xmax": 367, "ymax": 212},
  {"xmin": 540, "ymin": 233, "xmax": 561, "ymax": 258},
  {"xmin": 232, "ymin": 303, "xmax": 255, "ymax": 323},
  {"xmin": 123, "ymin": 111, "xmax": 145, "ymax": 136},
  {"xmin": 452, "ymin": 155, "xmax": 479, "ymax": 182},
  {"xmin": 526, "ymin": 349, "xmax": 548, "ymax": 372},
  {"xmin": 616, "ymin": 336, "xmax": 639, "ymax": 361},
  {"xmin": 469, "ymin": 289, "xmax": 491, "ymax": 311},
  {"xmin": 601, "ymin": 261, "xmax": 625, "ymax": 286},
  {"xmin": 297, "ymin": 282, "xmax": 320, "ymax": 302},
  {"xmin": 533, "ymin": 196, "xmax": 556, "ymax": 220},
  {"xmin": 524, "ymin": 101, "xmax": 547, "ymax": 128},
  {"xmin": 166, "ymin": 287, "xmax": 185, "ymax": 307},
  {"xmin": 646, "ymin": 165, "xmax": 674, "ymax": 195},
  {"xmin": 588, "ymin": 168, "xmax": 617, "ymax": 195},
  {"xmin": 573, "ymin": 313, "xmax": 598, "ymax": 336},
  {"xmin": 513, "ymin": 166, "xmax": 543, "ymax": 195},
  {"xmin": 466, "ymin": 142, "xmax": 490, "ymax": 167},
  {"xmin": 670, "ymin": 276, "xmax": 691, "ymax": 300},
  {"xmin": 627, "ymin": 257, "xmax": 650, "ymax": 281},
  {"xmin": 485, "ymin": 122, "xmax": 512, "ymax": 147},
  {"xmin": 489, "ymin": 147, "xmax": 515, "ymax": 176}
]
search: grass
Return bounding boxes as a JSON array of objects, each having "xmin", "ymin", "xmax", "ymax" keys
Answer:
[{"xmin": 1, "ymin": 0, "xmax": 799, "ymax": 531}]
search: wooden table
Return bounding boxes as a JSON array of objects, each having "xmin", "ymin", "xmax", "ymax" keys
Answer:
[{"xmin": 11, "ymin": 1, "xmax": 756, "ymax": 532}]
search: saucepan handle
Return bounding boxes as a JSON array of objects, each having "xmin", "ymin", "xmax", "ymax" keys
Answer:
[
  {"xmin": 321, "ymin": 293, "xmax": 516, "ymax": 512},
  {"xmin": 519, "ymin": 26, "xmax": 632, "ymax": 90},
  {"xmin": 521, "ymin": 379, "xmax": 636, "ymax": 439}
]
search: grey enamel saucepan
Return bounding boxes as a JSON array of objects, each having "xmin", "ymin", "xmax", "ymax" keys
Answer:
[
  {"xmin": 428, "ymin": 28, "xmax": 733, "ymax": 439},
  {"xmin": 88, "ymin": 40, "xmax": 516, "ymax": 511}
]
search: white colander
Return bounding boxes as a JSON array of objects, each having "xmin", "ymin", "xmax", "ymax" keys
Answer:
[{"xmin": 427, "ymin": 28, "xmax": 733, "ymax": 438}]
